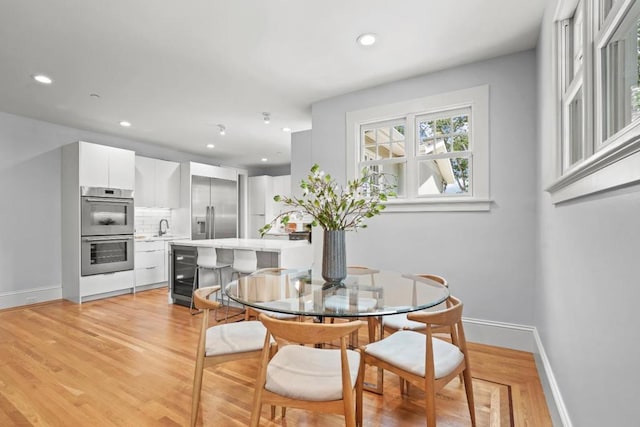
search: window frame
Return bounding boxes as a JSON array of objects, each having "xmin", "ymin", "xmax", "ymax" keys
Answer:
[
  {"xmin": 548, "ymin": 0, "xmax": 640, "ymax": 203},
  {"xmin": 346, "ymin": 85, "xmax": 490, "ymax": 212}
]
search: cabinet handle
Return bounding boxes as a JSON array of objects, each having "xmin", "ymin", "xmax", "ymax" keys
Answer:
[
  {"xmin": 145, "ymin": 266, "xmax": 156, "ymax": 270},
  {"xmin": 176, "ymin": 256, "xmax": 184, "ymax": 261},
  {"xmin": 176, "ymin": 274, "xmax": 184, "ymax": 279}
]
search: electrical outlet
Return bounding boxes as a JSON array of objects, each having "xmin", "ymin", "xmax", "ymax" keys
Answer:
[{"xmin": 26, "ymin": 297, "xmax": 37, "ymax": 304}]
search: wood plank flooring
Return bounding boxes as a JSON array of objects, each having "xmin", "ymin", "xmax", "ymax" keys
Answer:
[{"xmin": 0, "ymin": 288, "xmax": 552, "ymax": 426}]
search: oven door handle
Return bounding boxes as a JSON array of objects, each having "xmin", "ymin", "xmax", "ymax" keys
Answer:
[
  {"xmin": 82, "ymin": 236, "xmax": 133, "ymax": 242},
  {"xmin": 83, "ymin": 197, "xmax": 132, "ymax": 204}
]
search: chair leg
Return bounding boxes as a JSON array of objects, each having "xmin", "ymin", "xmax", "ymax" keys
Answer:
[
  {"xmin": 463, "ymin": 366, "xmax": 476, "ymax": 426},
  {"xmin": 190, "ymin": 355, "xmax": 205, "ymax": 427},
  {"xmin": 425, "ymin": 383, "xmax": 437, "ymax": 427},
  {"xmin": 367, "ymin": 317, "xmax": 377, "ymax": 343},
  {"xmin": 356, "ymin": 352, "xmax": 365, "ymax": 427}
]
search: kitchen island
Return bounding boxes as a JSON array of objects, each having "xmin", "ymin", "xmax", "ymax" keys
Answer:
[{"xmin": 168, "ymin": 238, "xmax": 313, "ymax": 306}]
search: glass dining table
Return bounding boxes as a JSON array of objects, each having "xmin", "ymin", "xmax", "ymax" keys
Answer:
[
  {"xmin": 225, "ymin": 266, "xmax": 449, "ymax": 321},
  {"xmin": 224, "ymin": 266, "xmax": 450, "ymax": 393}
]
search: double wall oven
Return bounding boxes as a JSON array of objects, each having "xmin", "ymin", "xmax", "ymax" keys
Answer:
[{"xmin": 80, "ymin": 187, "xmax": 134, "ymax": 276}]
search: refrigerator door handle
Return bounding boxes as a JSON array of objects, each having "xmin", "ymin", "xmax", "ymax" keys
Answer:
[
  {"xmin": 205, "ymin": 206, "xmax": 210, "ymax": 239},
  {"xmin": 210, "ymin": 206, "xmax": 216, "ymax": 239}
]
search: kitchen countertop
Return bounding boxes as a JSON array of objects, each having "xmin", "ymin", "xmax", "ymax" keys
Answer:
[
  {"xmin": 168, "ymin": 238, "xmax": 310, "ymax": 252},
  {"xmin": 134, "ymin": 234, "xmax": 190, "ymax": 242}
]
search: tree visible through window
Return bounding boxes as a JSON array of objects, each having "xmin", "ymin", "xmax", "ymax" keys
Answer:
[{"xmin": 416, "ymin": 108, "xmax": 471, "ymax": 195}]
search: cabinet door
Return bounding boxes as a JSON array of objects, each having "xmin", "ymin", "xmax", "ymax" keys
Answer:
[
  {"xmin": 248, "ymin": 176, "xmax": 269, "ymax": 215},
  {"xmin": 272, "ymin": 175, "xmax": 291, "ymax": 215},
  {"xmin": 79, "ymin": 142, "xmax": 110, "ymax": 188},
  {"xmin": 135, "ymin": 156, "xmax": 156, "ymax": 207},
  {"xmin": 155, "ymin": 159, "xmax": 180, "ymax": 208},
  {"xmin": 108, "ymin": 147, "xmax": 135, "ymax": 190}
]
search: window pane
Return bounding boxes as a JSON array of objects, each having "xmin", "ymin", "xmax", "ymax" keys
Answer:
[
  {"xmin": 364, "ymin": 162, "xmax": 405, "ymax": 197},
  {"xmin": 417, "ymin": 157, "xmax": 470, "ymax": 195},
  {"xmin": 435, "ymin": 118, "xmax": 451, "ymax": 136},
  {"xmin": 601, "ymin": 12, "xmax": 640, "ymax": 140},
  {"xmin": 453, "ymin": 115, "xmax": 469, "ymax": 134},
  {"xmin": 361, "ymin": 123, "xmax": 406, "ymax": 161},
  {"xmin": 378, "ymin": 143, "xmax": 391, "ymax": 159},
  {"xmin": 568, "ymin": 89, "xmax": 583, "ymax": 166}
]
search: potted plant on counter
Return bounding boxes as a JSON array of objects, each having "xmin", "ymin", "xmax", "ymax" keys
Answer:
[{"xmin": 259, "ymin": 164, "xmax": 396, "ymax": 282}]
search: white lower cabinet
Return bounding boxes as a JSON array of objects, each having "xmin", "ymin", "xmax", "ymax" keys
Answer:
[
  {"xmin": 135, "ymin": 240, "xmax": 167, "ymax": 287},
  {"xmin": 80, "ymin": 270, "xmax": 134, "ymax": 298}
]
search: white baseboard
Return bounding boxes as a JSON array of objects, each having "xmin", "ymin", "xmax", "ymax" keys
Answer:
[
  {"xmin": 463, "ymin": 317, "xmax": 571, "ymax": 427},
  {"xmin": 0, "ymin": 285, "xmax": 62, "ymax": 309},
  {"xmin": 462, "ymin": 316, "xmax": 536, "ymax": 352},
  {"xmin": 533, "ymin": 329, "xmax": 573, "ymax": 427}
]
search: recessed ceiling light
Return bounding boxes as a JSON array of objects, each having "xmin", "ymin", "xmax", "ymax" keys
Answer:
[
  {"xmin": 263, "ymin": 112, "xmax": 271, "ymax": 124},
  {"xmin": 119, "ymin": 121, "xmax": 131, "ymax": 127},
  {"xmin": 33, "ymin": 74, "xmax": 53, "ymax": 84},
  {"xmin": 206, "ymin": 143, "xmax": 215, "ymax": 149},
  {"xmin": 356, "ymin": 33, "xmax": 377, "ymax": 46},
  {"xmin": 261, "ymin": 158, "xmax": 268, "ymax": 162},
  {"xmin": 282, "ymin": 127, "xmax": 291, "ymax": 132}
]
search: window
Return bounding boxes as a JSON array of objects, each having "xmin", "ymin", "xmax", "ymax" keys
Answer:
[
  {"xmin": 560, "ymin": 2, "xmax": 586, "ymax": 172},
  {"xmin": 346, "ymin": 85, "xmax": 489, "ymax": 212},
  {"xmin": 550, "ymin": 0, "xmax": 640, "ymax": 202}
]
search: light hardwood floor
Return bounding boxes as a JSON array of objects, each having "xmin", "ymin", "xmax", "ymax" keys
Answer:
[{"xmin": 0, "ymin": 288, "xmax": 552, "ymax": 426}]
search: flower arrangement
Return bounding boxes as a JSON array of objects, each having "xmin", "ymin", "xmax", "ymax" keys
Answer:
[{"xmin": 259, "ymin": 164, "xmax": 396, "ymax": 236}]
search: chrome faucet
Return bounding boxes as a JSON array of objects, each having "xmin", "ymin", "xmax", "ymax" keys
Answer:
[{"xmin": 159, "ymin": 219, "xmax": 169, "ymax": 236}]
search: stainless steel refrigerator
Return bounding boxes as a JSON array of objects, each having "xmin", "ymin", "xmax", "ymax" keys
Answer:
[{"xmin": 191, "ymin": 175, "xmax": 238, "ymax": 240}]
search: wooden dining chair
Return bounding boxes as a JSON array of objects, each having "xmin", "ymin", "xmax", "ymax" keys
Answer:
[
  {"xmin": 382, "ymin": 274, "xmax": 451, "ymax": 335},
  {"xmin": 327, "ymin": 265, "xmax": 379, "ymax": 346},
  {"xmin": 191, "ymin": 286, "xmax": 274, "ymax": 427},
  {"xmin": 359, "ymin": 296, "xmax": 476, "ymax": 426},
  {"xmin": 250, "ymin": 314, "xmax": 365, "ymax": 427}
]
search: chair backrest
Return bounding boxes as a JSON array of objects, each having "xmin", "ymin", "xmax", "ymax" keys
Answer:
[
  {"xmin": 233, "ymin": 249, "xmax": 258, "ymax": 273},
  {"xmin": 347, "ymin": 265, "xmax": 379, "ymax": 285},
  {"xmin": 197, "ymin": 246, "xmax": 218, "ymax": 269},
  {"xmin": 259, "ymin": 313, "xmax": 363, "ymax": 346},
  {"xmin": 415, "ymin": 273, "xmax": 448, "ymax": 288},
  {"xmin": 407, "ymin": 295, "xmax": 462, "ymax": 328},
  {"xmin": 193, "ymin": 286, "xmax": 222, "ymax": 311}
]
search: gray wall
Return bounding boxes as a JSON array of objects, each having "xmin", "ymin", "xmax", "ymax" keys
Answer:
[
  {"xmin": 306, "ymin": 50, "xmax": 538, "ymax": 325},
  {"xmin": 536, "ymin": 3, "xmax": 639, "ymax": 426},
  {"xmin": 0, "ymin": 111, "xmax": 238, "ymax": 296}
]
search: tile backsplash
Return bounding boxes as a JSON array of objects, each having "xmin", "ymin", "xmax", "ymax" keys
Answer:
[{"xmin": 135, "ymin": 207, "xmax": 172, "ymax": 236}]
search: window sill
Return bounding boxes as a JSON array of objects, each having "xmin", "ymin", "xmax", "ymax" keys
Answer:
[
  {"xmin": 382, "ymin": 197, "xmax": 492, "ymax": 213},
  {"xmin": 546, "ymin": 125, "xmax": 640, "ymax": 204}
]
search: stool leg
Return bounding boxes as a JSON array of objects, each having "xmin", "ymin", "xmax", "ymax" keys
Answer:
[
  {"xmin": 225, "ymin": 271, "xmax": 236, "ymax": 321},
  {"xmin": 190, "ymin": 266, "xmax": 201, "ymax": 315}
]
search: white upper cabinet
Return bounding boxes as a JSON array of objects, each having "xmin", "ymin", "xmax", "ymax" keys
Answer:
[
  {"xmin": 78, "ymin": 141, "xmax": 135, "ymax": 190},
  {"xmin": 247, "ymin": 175, "xmax": 291, "ymax": 237},
  {"xmin": 134, "ymin": 156, "xmax": 155, "ymax": 207},
  {"xmin": 248, "ymin": 175, "xmax": 271, "ymax": 215},
  {"xmin": 135, "ymin": 155, "xmax": 180, "ymax": 208}
]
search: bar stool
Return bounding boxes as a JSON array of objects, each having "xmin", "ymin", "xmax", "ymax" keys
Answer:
[
  {"xmin": 231, "ymin": 249, "xmax": 258, "ymax": 281},
  {"xmin": 227, "ymin": 249, "xmax": 258, "ymax": 319},
  {"xmin": 190, "ymin": 247, "xmax": 231, "ymax": 316}
]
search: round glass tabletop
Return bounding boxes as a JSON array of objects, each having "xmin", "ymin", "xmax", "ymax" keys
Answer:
[{"xmin": 225, "ymin": 267, "xmax": 449, "ymax": 318}]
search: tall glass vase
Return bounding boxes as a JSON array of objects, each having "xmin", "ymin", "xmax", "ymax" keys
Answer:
[{"xmin": 322, "ymin": 229, "xmax": 347, "ymax": 283}]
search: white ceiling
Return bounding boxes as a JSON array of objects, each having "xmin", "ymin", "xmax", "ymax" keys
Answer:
[{"xmin": 0, "ymin": 0, "xmax": 547, "ymax": 169}]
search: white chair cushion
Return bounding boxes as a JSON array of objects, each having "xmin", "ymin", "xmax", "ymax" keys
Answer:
[
  {"xmin": 205, "ymin": 321, "xmax": 272, "ymax": 357},
  {"xmin": 382, "ymin": 312, "xmax": 426, "ymax": 331},
  {"xmin": 364, "ymin": 330, "xmax": 463, "ymax": 379},
  {"xmin": 255, "ymin": 307, "xmax": 298, "ymax": 320},
  {"xmin": 324, "ymin": 295, "xmax": 377, "ymax": 312},
  {"xmin": 265, "ymin": 345, "xmax": 361, "ymax": 401}
]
